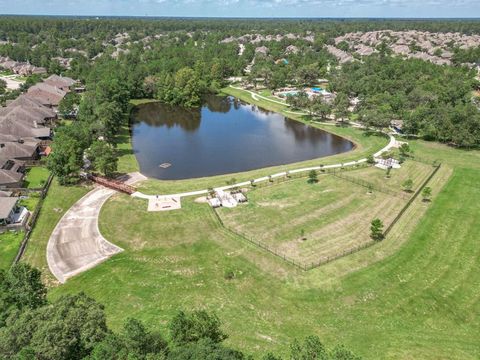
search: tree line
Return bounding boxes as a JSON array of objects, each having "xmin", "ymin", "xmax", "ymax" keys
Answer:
[{"xmin": 0, "ymin": 263, "xmax": 361, "ymax": 360}]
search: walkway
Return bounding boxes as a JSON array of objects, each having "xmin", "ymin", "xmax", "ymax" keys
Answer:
[
  {"xmin": 132, "ymin": 134, "xmax": 398, "ymax": 202},
  {"xmin": 47, "ymin": 172, "xmax": 146, "ymax": 283},
  {"xmin": 230, "ymin": 86, "xmax": 290, "ymax": 107}
]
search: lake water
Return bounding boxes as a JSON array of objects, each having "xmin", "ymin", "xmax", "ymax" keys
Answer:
[{"xmin": 131, "ymin": 96, "xmax": 354, "ymax": 180}]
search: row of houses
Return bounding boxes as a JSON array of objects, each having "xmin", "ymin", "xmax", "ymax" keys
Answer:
[
  {"xmin": 0, "ymin": 74, "xmax": 78, "ymax": 232},
  {"xmin": 0, "ymin": 56, "xmax": 47, "ymax": 76},
  {"xmin": 0, "ymin": 74, "xmax": 77, "ymax": 189}
]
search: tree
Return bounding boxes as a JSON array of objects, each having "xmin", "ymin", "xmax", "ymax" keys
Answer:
[
  {"xmin": 0, "ymin": 293, "xmax": 108, "ymax": 360},
  {"xmin": 329, "ymin": 344, "xmax": 362, "ymax": 360},
  {"xmin": 90, "ymin": 318, "xmax": 168, "ymax": 359},
  {"xmin": 366, "ymin": 155, "xmax": 375, "ymax": 165},
  {"xmin": 359, "ymin": 108, "xmax": 390, "ymax": 131},
  {"xmin": 168, "ymin": 338, "xmax": 245, "ymax": 360},
  {"xmin": 370, "ymin": 218, "xmax": 384, "ymax": 241},
  {"xmin": 58, "ymin": 92, "xmax": 80, "ymax": 118},
  {"xmin": 296, "ymin": 64, "xmax": 319, "ymax": 86},
  {"xmin": 47, "ymin": 123, "xmax": 91, "ymax": 184},
  {"xmin": 311, "ymin": 98, "xmax": 332, "ymax": 120},
  {"xmin": 169, "ymin": 310, "xmax": 227, "ymax": 346},
  {"xmin": 290, "ymin": 336, "xmax": 328, "ymax": 360},
  {"xmin": 402, "ymin": 179, "xmax": 414, "ymax": 192},
  {"xmin": 175, "ymin": 67, "xmax": 202, "ymax": 107},
  {"xmin": 422, "ymin": 186, "xmax": 432, "ymax": 202},
  {"xmin": 0, "ymin": 263, "xmax": 46, "ymax": 327},
  {"xmin": 333, "ymin": 92, "xmax": 350, "ymax": 122},
  {"xmin": 87, "ymin": 140, "xmax": 118, "ymax": 177},
  {"xmin": 399, "ymin": 143, "xmax": 412, "ymax": 157},
  {"xmin": 308, "ymin": 170, "xmax": 318, "ymax": 184},
  {"xmin": 0, "ymin": 79, "xmax": 6, "ymax": 95}
]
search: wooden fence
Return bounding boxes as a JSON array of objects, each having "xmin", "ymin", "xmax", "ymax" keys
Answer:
[{"xmin": 12, "ymin": 174, "xmax": 54, "ymax": 265}]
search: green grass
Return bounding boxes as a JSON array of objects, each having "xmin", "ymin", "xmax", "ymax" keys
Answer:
[
  {"xmin": 24, "ymin": 92, "xmax": 480, "ymax": 358},
  {"xmin": 47, "ymin": 161, "xmax": 480, "ymax": 359},
  {"xmin": 0, "ymin": 231, "xmax": 24, "ymax": 269},
  {"xmin": 24, "ymin": 167, "xmax": 50, "ymax": 189},
  {"xmin": 116, "ymin": 123, "xmax": 140, "ymax": 174},
  {"xmin": 18, "ymin": 193, "xmax": 41, "ymax": 212},
  {"xmin": 129, "ymin": 98, "xmax": 160, "ymax": 106},
  {"xmin": 22, "ymin": 180, "xmax": 91, "ymax": 285},
  {"xmin": 218, "ymin": 171, "xmax": 406, "ymax": 265}
]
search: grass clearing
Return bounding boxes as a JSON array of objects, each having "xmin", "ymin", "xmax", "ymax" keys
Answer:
[
  {"xmin": 116, "ymin": 123, "xmax": 140, "ymax": 174},
  {"xmin": 24, "ymin": 167, "xmax": 50, "ymax": 189},
  {"xmin": 46, "ymin": 161, "xmax": 480, "ymax": 359},
  {"xmin": 0, "ymin": 231, "xmax": 24, "ymax": 269},
  {"xmin": 218, "ymin": 171, "xmax": 407, "ymax": 265}
]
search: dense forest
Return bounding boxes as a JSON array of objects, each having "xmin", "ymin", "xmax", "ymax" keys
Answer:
[
  {"xmin": 0, "ymin": 16, "xmax": 478, "ymax": 178},
  {"xmin": 0, "ymin": 264, "xmax": 361, "ymax": 359}
]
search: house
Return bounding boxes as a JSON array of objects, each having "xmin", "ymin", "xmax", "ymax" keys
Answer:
[
  {"xmin": 0, "ymin": 115, "xmax": 51, "ymax": 139},
  {"xmin": 0, "ymin": 138, "xmax": 41, "ymax": 161},
  {"xmin": 255, "ymin": 46, "xmax": 269, "ymax": 56},
  {"xmin": 5, "ymin": 95, "xmax": 57, "ymax": 122},
  {"xmin": 43, "ymin": 74, "xmax": 76, "ymax": 92},
  {"xmin": 26, "ymin": 83, "xmax": 67, "ymax": 108},
  {"xmin": 0, "ymin": 197, "xmax": 29, "ymax": 231},
  {"xmin": 0, "ymin": 159, "xmax": 25, "ymax": 188},
  {"xmin": 285, "ymin": 45, "xmax": 299, "ymax": 55},
  {"xmin": 326, "ymin": 45, "xmax": 354, "ymax": 64}
]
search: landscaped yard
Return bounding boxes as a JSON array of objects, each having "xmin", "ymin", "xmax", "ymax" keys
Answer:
[
  {"xmin": 0, "ymin": 231, "xmax": 23, "ymax": 269},
  {"xmin": 217, "ymin": 171, "xmax": 406, "ymax": 266},
  {"xmin": 24, "ymin": 166, "xmax": 50, "ymax": 189}
]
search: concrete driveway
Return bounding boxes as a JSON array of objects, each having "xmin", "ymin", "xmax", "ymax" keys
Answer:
[{"xmin": 47, "ymin": 172, "xmax": 146, "ymax": 283}]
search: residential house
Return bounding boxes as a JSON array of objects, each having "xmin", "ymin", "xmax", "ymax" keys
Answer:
[
  {"xmin": 0, "ymin": 197, "xmax": 29, "ymax": 232},
  {"xmin": 43, "ymin": 74, "xmax": 77, "ymax": 92},
  {"xmin": 26, "ymin": 83, "xmax": 67, "ymax": 108}
]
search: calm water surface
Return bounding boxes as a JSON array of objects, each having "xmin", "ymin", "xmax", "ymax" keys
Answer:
[{"xmin": 132, "ymin": 96, "xmax": 354, "ymax": 180}]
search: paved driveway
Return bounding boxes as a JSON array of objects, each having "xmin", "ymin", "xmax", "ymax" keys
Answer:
[{"xmin": 47, "ymin": 172, "xmax": 145, "ymax": 283}]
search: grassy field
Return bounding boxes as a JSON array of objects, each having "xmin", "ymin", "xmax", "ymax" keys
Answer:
[
  {"xmin": 350, "ymin": 159, "xmax": 435, "ymax": 193},
  {"xmin": 45, "ymin": 153, "xmax": 480, "ymax": 358},
  {"xmin": 116, "ymin": 123, "xmax": 140, "ymax": 174},
  {"xmin": 24, "ymin": 167, "xmax": 50, "ymax": 189},
  {"xmin": 0, "ymin": 231, "xmax": 24, "ymax": 269},
  {"xmin": 217, "ymin": 170, "xmax": 407, "ymax": 266},
  {"xmin": 21, "ymin": 90, "xmax": 480, "ymax": 358}
]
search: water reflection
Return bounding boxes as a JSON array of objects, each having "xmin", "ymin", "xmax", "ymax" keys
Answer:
[{"xmin": 132, "ymin": 95, "xmax": 354, "ymax": 180}]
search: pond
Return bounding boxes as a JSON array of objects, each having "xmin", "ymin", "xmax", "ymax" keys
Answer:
[{"xmin": 131, "ymin": 95, "xmax": 354, "ymax": 180}]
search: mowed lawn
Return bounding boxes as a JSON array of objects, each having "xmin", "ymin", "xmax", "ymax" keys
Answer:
[
  {"xmin": 47, "ymin": 158, "xmax": 480, "ymax": 359},
  {"xmin": 350, "ymin": 159, "xmax": 435, "ymax": 193},
  {"xmin": 24, "ymin": 166, "xmax": 50, "ymax": 189},
  {"xmin": 217, "ymin": 172, "xmax": 405, "ymax": 265},
  {"xmin": 0, "ymin": 231, "xmax": 24, "ymax": 269}
]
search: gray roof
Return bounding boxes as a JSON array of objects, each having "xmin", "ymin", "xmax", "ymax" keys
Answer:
[
  {"xmin": 27, "ymin": 83, "xmax": 66, "ymax": 107},
  {"xmin": 0, "ymin": 140, "xmax": 39, "ymax": 159},
  {"xmin": 0, "ymin": 190, "xmax": 13, "ymax": 197},
  {"xmin": 44, "ymin": 74, "xmax": 76, "ymax": 89},
  {"xmin": 0, "ymin": 169, "xmax": 23, "ymax": 187},
  {"xmin": 0, "ymin": 116, "xmax": 51, "ymax": 139},
  {"xmin": 0, "ymin": 197, "xmax": 18, "ymax": 219}
]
